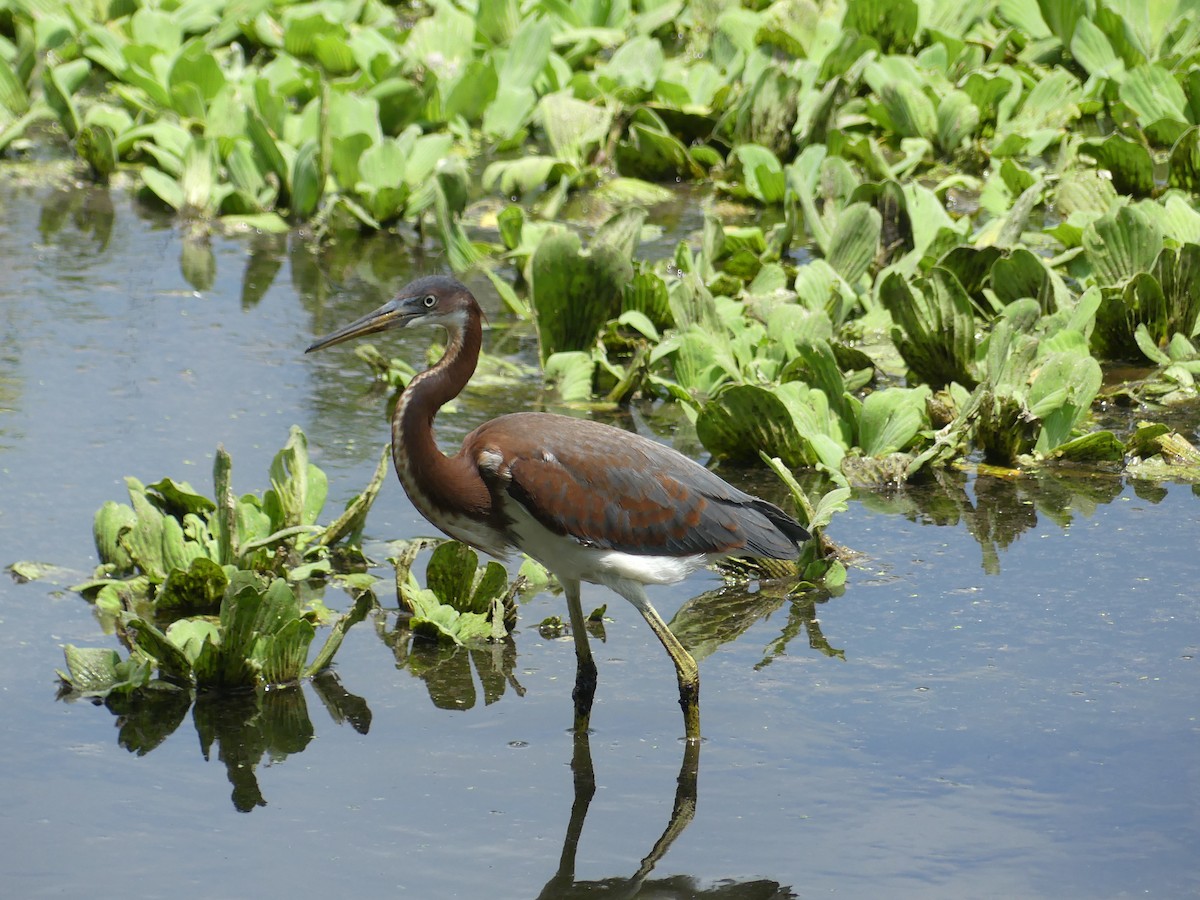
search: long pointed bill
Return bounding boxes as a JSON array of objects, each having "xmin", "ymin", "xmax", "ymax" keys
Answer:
[{"xmin": 305, "ymin": 298, "xmax": 416, "ymax": 353}]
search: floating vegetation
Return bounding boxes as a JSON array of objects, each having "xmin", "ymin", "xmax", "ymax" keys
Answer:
[
  {"xmin": 73, "ymin": 425, "xmax": 387, "ymax": 619},
  {"xmin": 394, "ymin": 539, "xmax": 521, "ymax": 647},
  {"xmin": 11, "ymin": 0, "xmax": 1200, "ymax": 743},
  {"xmin": 56, "ymin": 575, "xmax": 374, "ymax": 697},
  {"xmin": 6, "ymin": 0, "xmax": 1200, "ymax": 490},
  {"xmin": 368, "ymin": 540, "xmax": 535, "ymax": 711},
  {"xmin": 42, "ymin": 426, "xmax": 386, "ymax": 700}
]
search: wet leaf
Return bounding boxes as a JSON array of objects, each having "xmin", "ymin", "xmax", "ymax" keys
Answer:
[
  {"xmin": 731, "ymin": 143, "xmax": 786, "ymax": 204},
  {"xmin": 57, "ymin": 645, "xmax": 151, "ymax": 698},
  {"xmin": 318, "ymin": 444, "xmax": 389, "ymax": 549},
  {"xmin": 305, "ymin": 590, "xmax": 375, "ymax": 677},
  {"xmin": 264, "ymin": 425, "xmax": 328, "ymax": 531},
  {"xmin": 156, "ymin": 556, "xmax": 229, "ymax": 619},
  {"xmin": 530, "ymin": 229, "xmax": 632, "ymax": 363},
  {"xmin": 879, "ymin": 268, "xmax": 977, "ymax": 389},
  {"xmin": 407, "ymin": 589, "xmax": 493, "ymax": 646},
  {"xmin": 94, "ymin": 501, "xmax": 137, "ymax": 571},
  {"xmin": 826, "ymin": 202, "xmax": 880, "ymax": 284},
  {"xmin": 697, "ymin": 383, "xmax": 843, "ymax": 469},
  {"xmin": 76, "ymin": 125, "xmax": 117, "ymax": 181},
  {"xmin": 1049, "ymin": 430, "xmax": 1124, "ymax": 462},
  {"xmin": 858, "ymin": 387, "xmax": 930, "ymax": 457},
  {"xmin": 125, "ymin": 616, "xmax": 194, "ymax": 683},
  {"xmin": 7, "ymin": 561, "xmax": 67, "ymax": 583}
]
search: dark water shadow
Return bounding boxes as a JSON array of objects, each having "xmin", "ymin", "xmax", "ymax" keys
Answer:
[
  {"xmin": 856, "ymin": 466, "xmax": 1130, "ymax": 573},
  {"xmin": 66, "ymin": 671, "xmax": 371, "ymax": 813},
  {"xmin": 374, "ymin": 608, "xmax": 527, "ymax": 710},
  {"xmin": 671, "ymin": 580, "xmax": 844, "ymax": 667},
  {"xmin": 537, "ymin": 734, "xmax": 795, "ymax": 899}
]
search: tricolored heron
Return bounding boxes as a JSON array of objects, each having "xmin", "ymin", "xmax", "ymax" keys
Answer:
[{"xmin": 306, "ymin": 275, "xmax": 809, "ymax": 740}]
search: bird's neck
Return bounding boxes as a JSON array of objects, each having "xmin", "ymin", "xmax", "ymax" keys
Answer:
[{"xmin": 391, "ymin": 308, "xmax": 490, "ymax": 522}]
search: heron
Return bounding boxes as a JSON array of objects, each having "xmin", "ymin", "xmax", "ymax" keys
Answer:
[{"xmin": 306, "ymin": 275, "xmax": 809, "ymax": 740}]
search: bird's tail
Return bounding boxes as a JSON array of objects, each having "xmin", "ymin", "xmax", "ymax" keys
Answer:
[{"xmin": 742, "ymin": 499, "xmax": 810, "ymax": 559}]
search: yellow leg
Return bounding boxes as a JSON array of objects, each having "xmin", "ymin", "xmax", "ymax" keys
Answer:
[
  {"xmin": 563, "ymin": 579, "xmax": 597, "ymax": 734},
  {"xmin": 615, "ymin": 580, "xmax": 701, "ymax": 741}
]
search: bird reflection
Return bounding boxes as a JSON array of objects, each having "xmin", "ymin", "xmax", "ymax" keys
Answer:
[{"xmin": 536, "ymin": 735, "xmax": 795, "ymax": 899}]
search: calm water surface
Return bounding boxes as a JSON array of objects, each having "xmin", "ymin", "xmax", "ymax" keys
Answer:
[{"xmin": 1, "ymin": 175, "xmax": 1198, "ymax": 899}]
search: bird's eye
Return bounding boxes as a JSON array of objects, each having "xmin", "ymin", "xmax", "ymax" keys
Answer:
[{"xmin": 423, "ymin": 294, "xmax": 436, "ymax": 308}]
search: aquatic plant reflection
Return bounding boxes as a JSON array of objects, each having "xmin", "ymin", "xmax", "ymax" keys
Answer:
[{"xmin": 63, "ymin": 671, "xmax": 371, "ymax": 812}]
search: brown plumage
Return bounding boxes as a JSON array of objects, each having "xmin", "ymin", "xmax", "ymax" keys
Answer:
[{"xmin": 307, "ymin": 275, "xmax": 808, "ymax": 739}]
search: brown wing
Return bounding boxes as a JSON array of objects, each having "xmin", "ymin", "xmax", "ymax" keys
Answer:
[{"xmin": 463, "ymin": 413, "xmax": 807, "ymax": 559}]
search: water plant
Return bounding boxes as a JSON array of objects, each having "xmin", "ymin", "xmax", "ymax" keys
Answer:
[
  {"xmin": 49, "ymin": 426, "xmax": 384, "ymax": 700},
  {"xmin": 373, "ymin": 539, "xmax": 532, "ymax": 711},
  {"xmin": 75, "ymin": 425, "xmax": 386, "ymax": 619},
  {"xmin": 15, "ymin": 3, "xmax": 1200, "ymax": 721},
  {"xmin": 57, "ymin": 572, "xmax": 374, "ymax": 698}
]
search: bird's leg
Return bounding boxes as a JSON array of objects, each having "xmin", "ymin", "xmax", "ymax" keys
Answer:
[
  {"xmin": 617, "ymin": 581, "xmax": 701, "ymax": 741},
  {"xmin": 563, "ymin": 579, "xmax": 597, "ymax": 733}
]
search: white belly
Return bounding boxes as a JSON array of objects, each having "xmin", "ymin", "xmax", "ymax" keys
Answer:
[{"xmin": 502, "ymin": 498, "xmax": 709, "ymax": 590}]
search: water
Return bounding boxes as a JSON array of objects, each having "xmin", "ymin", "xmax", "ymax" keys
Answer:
[{"xmin": 1, "ymin": 173, "xmax": 1198, "ymax": 898}]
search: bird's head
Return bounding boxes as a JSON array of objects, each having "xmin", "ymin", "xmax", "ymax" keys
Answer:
[{"xmin": 305, "ymin": 275, "xmax": 477, "ymax": 353}]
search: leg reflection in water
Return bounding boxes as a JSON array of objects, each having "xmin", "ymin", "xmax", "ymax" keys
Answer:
[{"xmin": 536, "ymin": 732, "xmax": 702, "ymax": 898}]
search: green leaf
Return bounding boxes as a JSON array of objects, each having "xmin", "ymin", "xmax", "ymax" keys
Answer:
[
  {"xmin": 876, "ymin": 81, "xmax": 936, "ymax": 140},
  {"xmin": 544, "ymin": 351, "xmax": 596, "ymax": 402},
  {"xmin": 179, "ymin": 138, "xmax": 218, "ymax": 214},
  {"xmin": 530, "ymin": 229, "xmax": 633, "ymax": 363},
  {"xmin": 1082, "ymin": 204, "xmax": 1163, "ymax": 286},
  {"xmin": 255, "ymin": 617, "xmax": 316, "ymax": 685},
  {"xmin": 165, "ymin": 616, "xmax": 221, "ymax": 665},
  {"xmin": 169, "ymin": 38, "xmax": 226, "ymax": 106},
  {"xmin": 1029, "ymin": 352, "xmax": 1102, "ymax": 453},
  {"xmin": 1070, "ymin": 15, "xmax": 1124, "ymax": 79},
  {"xmin": 141, "ymin": 167, "xmax": 184, "ymax": 211},
  {"xmin": 858, "ymin": 387, "xmax": 929, "ymax": 457},
  {"xmin": 936, "ymin": 90, "xmax": 981, "ymax": 153},
  {"xmin": 44, "ymin": 58, "xmax": 89, "ymax": 139},
  {"xmin": 697, "ymin": 383, "xmax": 839, "ymax": 468},
  {"xmin": 156, "ymin": 556, "xmax": 228, "ymax": 618},
  {"xmin": 879, "ymin": 268, "xmax": 977, "ymax": 389},
  {"xmin": 0, "ymin": 56, "xmax": 29, "ymax": 116},
  {"xmin": 845, "ymin": 0, "xmax": 918, "ymax": 52},
  {"xmin": 1168, "ymin": 126, "xmax": 1200, "ymax": 192},
  {"xmin": 482, "ymin": 155, "xmax": 559, "ymax": 196},
  {"xmin": 407, "ymin": 589, "xmax": 492, "ymax": 646},
  {"xmin": 1049, "ymin": 430, "xmax": 1125, "ymax": 462},
  {"xmin": 826, "ymin": 203, "xmax": 880, "ymax": 284},
  {"xmin": 1120, "ymin": 63, "xmax": 1189, "ymax": 128},
  {"xmin": 482, "ymin": 84, "xmax": 537, "ymax": 142},
  {"xmin": 94, "ymin": 501, "xmax": 137, "ymax": 570},
  {"xmin": 538, "ymin": 91, "xmax": 612, "ymax": 167},
  {"xmin": 57, "ymin": 645, "xmax": 151, "ymax": 697},
  {"xmin": 76, "ymin": 125, "xmax": 117, "ymax": 180},
  {"xmin": 732, "ymin": 143, "xmax": 786, "ymax": 204},
  {"xmin": 125, "ymin": 617, "xmax": 193, "ymax": 683},
  {"xmin": 1083, "ymin": 133, "xmax": 1154, "ymax": 196},
  {"xmin": 290, "ymin": 140, "xmax": 322, "ymax": 219},
  {"xmin": 426, "ymin": 541, "xmax": 481, "ymax": 613},
  {"xmin": 263, "ymin": 425, "xmax": 328, "ymax": 531}
]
